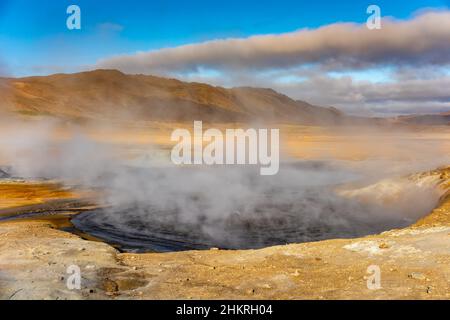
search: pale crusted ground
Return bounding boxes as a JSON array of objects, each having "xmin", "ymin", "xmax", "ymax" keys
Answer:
[{"xmin": 0, "ymin": 167, "xmax": 449, "ymax": 300}]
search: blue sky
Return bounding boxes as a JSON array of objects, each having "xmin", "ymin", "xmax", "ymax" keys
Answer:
[{"xmin": 1, "ymin": 0, "xmax": 450, "ymax": 115}]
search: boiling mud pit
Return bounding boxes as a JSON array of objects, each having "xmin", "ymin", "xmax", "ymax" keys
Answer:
[{"xmin": 71, "ymin": 162, "xmax": 440, "ymax": 252}]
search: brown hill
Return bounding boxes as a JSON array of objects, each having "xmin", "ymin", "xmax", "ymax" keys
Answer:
[
  {"xmin": 0, "ymin": 69, "xmax": 362, "ymax": 124},
  {"xmin": 394, "ymin": 112, "xmax": 450, "ymax": 126}
]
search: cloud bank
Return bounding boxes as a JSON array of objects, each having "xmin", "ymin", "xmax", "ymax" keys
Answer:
[{"xmin": 98, "ymin": 11, "xmax": 450, "ymax": 73}]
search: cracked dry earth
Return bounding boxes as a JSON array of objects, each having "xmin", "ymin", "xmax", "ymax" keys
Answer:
[{"xmin": 0, "ymin": 167, "xmax": 449, "ymax": 300}]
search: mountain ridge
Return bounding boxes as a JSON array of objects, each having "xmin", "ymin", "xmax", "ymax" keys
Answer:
[
  {"xmin": 9, "ymin": 69, "xmax": 450, "ymax": 125},
  {"xmin": 0, "ymin": 69, "xmax": 374, "ymax": 124}
]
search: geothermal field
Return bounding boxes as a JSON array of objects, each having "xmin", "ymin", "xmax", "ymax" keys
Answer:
[
  {"xmin": 0, "ymin": 107, "xmax": 449, "ymax": 299},
  {"xmin": 1, "ymin": 2, "xmax": 450, "ymax": 302}
]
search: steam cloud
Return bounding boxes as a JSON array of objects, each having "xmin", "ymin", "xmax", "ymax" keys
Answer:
[{"xmin": 0, "ymin": 120, "xmax": 447, "ymax": 250}]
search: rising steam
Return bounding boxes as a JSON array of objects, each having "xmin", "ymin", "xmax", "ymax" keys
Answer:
[{"xmin": 0, "ymin": 119, "xmax": 447, "ymax": 251}]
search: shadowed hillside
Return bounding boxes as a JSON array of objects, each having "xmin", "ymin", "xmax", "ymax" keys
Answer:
[{"xmin": 0, "ymin": 69, "xmax": 370, "ymax": 124}]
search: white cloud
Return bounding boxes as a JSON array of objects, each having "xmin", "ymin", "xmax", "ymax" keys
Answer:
[{"xmin": 97, "ymin": 11, "xmax": 450, "ymax": 74}]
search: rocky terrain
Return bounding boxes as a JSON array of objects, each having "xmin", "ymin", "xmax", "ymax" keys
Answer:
[{"xmin": 0, "ymin": 166, "xmax": 449, "ymax": 300}]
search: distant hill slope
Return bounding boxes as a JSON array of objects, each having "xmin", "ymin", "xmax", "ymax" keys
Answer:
[
  {"xmin": 0, "ymin": 69, "xmax": 358, "ymax": 124},
  {"xmin": 394, "ymin": 112, "xmax": 450, "ymax": 126}
]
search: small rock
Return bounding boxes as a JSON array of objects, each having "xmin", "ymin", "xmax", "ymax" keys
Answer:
[
  {"xmin": 103, "ymin": 279, "xmax": 119, "ymax": 294},
  {"xmin": 408, "ymin": 272, "xmax": 426, "ymax": 280},
  {"xmin": 379, "ymin": 243, "xmax": 390, "ymax": 249},
  {"xmin": 426, "ymin": 286, "xmax": 433, "ymax": 294}
]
